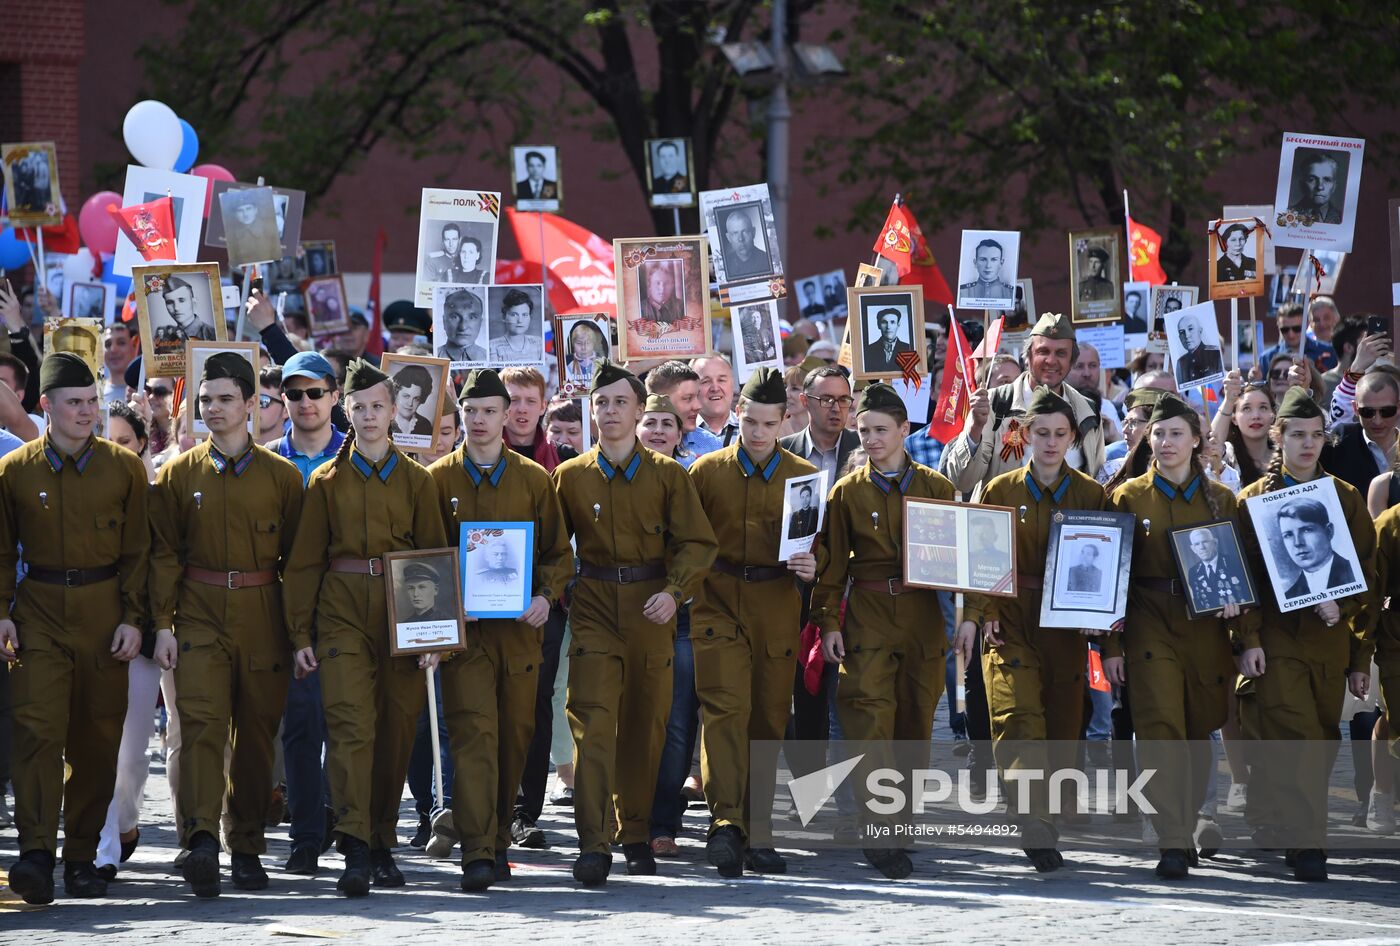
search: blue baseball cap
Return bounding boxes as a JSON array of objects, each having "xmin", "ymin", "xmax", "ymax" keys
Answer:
[{"xmin": 281, "ymin": 351, "xmax": 337, "ymax": 384}]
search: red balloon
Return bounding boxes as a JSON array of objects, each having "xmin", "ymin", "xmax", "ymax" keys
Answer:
[
  {"xmin": 78, "ymin": 191, "xmax": 123, "ymax": 256},
  {"xmin": 190, "ymin": 164, "xmax": 235, "ymax": 217}
]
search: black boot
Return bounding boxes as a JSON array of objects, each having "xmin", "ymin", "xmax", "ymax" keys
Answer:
[
  {"xmin": 622, "ymin": 842, "xmax": 656, "ymax": 875},
  {"xmin": 410, "ymin": 815, "xmax": 431, "ymax": 849},
  {"xmin": 182, "ymin": 832, "xmax": 221, "ymax": 899},
  {"xmin": 494, "ymin": 850, "xmax": 512, "ymax": 881},
  {"xmin": 460, "ymin": 858, "xmax": 495, "ymax": 892},
  {"xmin": 743, "ymin": 847, "xmax": 787, "ymax": 874},
  {"xmin": 1155, "ymin": 848, "xmax": 1190, "ymax": 880},
  {"xmin": 864, "ymin": 847, "xmax": 913, "ymax": 880},
  {"xmin": 1293, "ymin": 848, "xmax": 1328, "ymax": 882},
  {"xmin": 230, "ymin": 852, "xmax": 269, "ymax": 890},
  {"xmin": 337, "ymin": 838, "xmax": 371, "ymax": 897},
  {"xmin": 8, "ymin": 850, "xmax": 56, "ymax": 904},
  {"xmin": 369, "ymin": 848, "xmax": 405, "ymax": 887},
  {"xmin": 283, "ymin": 843, "xmax": 319, "ymax": 875},
  {"xmin": 706, "ymin": 825, "xmax": 744, "ymax": 878},
  {"xmin": 572, "ymin": 852, "xmax": 611, "ymax": 886},
  {"xmin": 63, "ymin": 860, "xmax": 109, "ymax": 899}
]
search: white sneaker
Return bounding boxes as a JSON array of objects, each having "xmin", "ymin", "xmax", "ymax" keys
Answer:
[
  {"xmin": 1366, "ymin": 791, "xmax": 1396, "ymax": 834},
  {"xmin": 1224, "ymin": 782, "xmax": 1247, "ymax": 812}
]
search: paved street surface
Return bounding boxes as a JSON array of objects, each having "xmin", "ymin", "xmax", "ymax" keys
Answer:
[{"xmin": 3, "ymin": 729, "xmax": 1399, "ymax": 944}]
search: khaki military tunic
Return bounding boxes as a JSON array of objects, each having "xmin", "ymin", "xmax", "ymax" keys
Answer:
[
  {"xmin": 1374, "ymin": 506, "xmax": 1400, "ymax": 762},
  {"xmin": 689, "ymin": 444, "xmax": 817, "ymax": 842},
  {"xmin": 1236, "ymin": 471, "xmax": 1375, "ymax": 847},
  {"xmin": 1107, "ymin": 466, "xmax": 1238, "ymax": 850},
  {"xmin": 283, "ymin": 444, "xmax": 448, "ymax": 849},
  {"xmin": 0, "ymin": 435, "xmax": 150, "ymax": 860},
  {"xmin": 553, "ymin": 444, "xmax": 717, "ymax": 855},
  {"xmin": 965, "ymin": 465, "xmax": 1106, "ymax": 825},
  {"xmin": 426, "ymin": 447, "xmax": 572, "ymax": 865},
  {"xmin": 150, "ymin": 440, "xmax": 303, "ymax": 854}
]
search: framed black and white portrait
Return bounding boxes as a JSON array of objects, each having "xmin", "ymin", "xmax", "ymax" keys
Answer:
[
  {"xmin": 1224, "ymin": 204, "xmax": 1277, "ymax": 275},
  {"xmin": 459, "ymin": 521, "xmax": 535, "ymax": 619},
  {"xmin": 1165, "ymin": 299, "xmax": 1225, "ymax": 390},
  {"xmin": 432, "ymin": 285, "xmax": 489, "ymax": 370},
  {"xmin": 1207, "ymin": 218, "xmax": 1266, "ymax": 301},
  {"xmin": 302, "ymin": 274, "xmax": 350, "ymax": 338},
  {"xmin": 1067, "ymin": 227, "xmax": 1123, "ymax": 325},
  {"xmin": 1168, "ymin": 519, "xmax": 1259, "ymax": 620},
  {"xmin": 903, "ymin": 498, "xmax": 1017, "ymax": 597},
  {"xmin": 1150, "ymin": 284, "xmax": 1199, "ymax": 333},
  {"xmin": 1272, "ymin": 132, "xmax": 1365, "ymax": 253},
  {"xmin": 1122, "ymin": 281, "xmax": 1150, "ymax": 335},
  {"xmin": 381, "ymin": 352, "xmax": 451, "ymax": 455},
  {"xmin": 555, "ymin": 313, "xmax": 613, "ymax": 398},
  {"xmin": 184, "ymin": 340, "xmax": 260, "ymax": 440},
  {"xmin": 115, "ymin": 165, "xmax": 209, "ymax": 277},
  {"xmin": 794, "ymin": 270, "xmax": 847, "ymax": 322},
  {"xmin": 777, "ymin": 470, "xmax": 828, "ymax": 562},
  {"xmin": 699, "ymin": 183, "xmax": 785, "ymax": 304},
  {"xmin": 644, "ymin": 137, "xmax": 695, "ymax": 209},
  {"xmin": 1243, "ymin": 478, "xmax": 1367, "ymax": 613},
  {"xmin": 1, "ymin": 141, "xmax": 62, "ymax": 228},
  {"xmin": 413, "ymin": 188, "xmax": 500, "ymax": 306},
  {"xmin": 214, "ymin": 186, "xmax": 284, "ymax": 269},
  {"xmin": 133, "ymin": 262, "xmax": 225, "ymax": 378},
  {"xmin": 301, "ymin": 240, "xmax": 337, "ymax": 277},
  {"xmin": 66, "ymin": 281, "xmax": 111, "ymax": 323},
  {"xmin": 205, "ymin": 181, "xmax": 306, "ymax": 259},
  {"xmin": 486, "ymin": 284, "xmax": 546, "ymax": 366},
  {"xmin": 955, "ymin": 230, "xmax": 1020, "ymax": 312},
  {"xmin": 730, "ymin": 300, "xmax": 782, "ymax": 381},
  {"xmin": 512, "ymin": 145, "xmax": 561, "ymax": 213},
  {"xmin": 1039, "ymin": 511, "xmax": 1135, "ymax": 630},
  {"xmin": 849, "ymin": 285, "xmax": 924, "ymax": 383},
  {"xmin": 384, "ymin": 549, "xmax": 466, "ymax": 657}
]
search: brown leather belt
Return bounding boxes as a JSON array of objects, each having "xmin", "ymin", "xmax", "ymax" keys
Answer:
[
  {"xmin": 184, "ymin": 565, "xmax": 279, "ymax": 590},
  {"xmin": 25, "ymin": 563, "xmax": 118, "ymax": 587},
  {"xmin": 713, "ymin": 558, "xmax": 790, "ymax": 583},
  {"xmin": 577, "ymin": 560, "xmax": 666, "ymax": 584},
  {"xmin": 1138, "ymin": 577, "xmax": 1184, "ymax": 595},
  {"xmin": 852, "ymin": 577, "xmax": 914, "ymax": 596},
  {"xmin": 330, "ymin": 557, "xmax": 384, "ymax": 576},
  {"xmin": 1017, "ymin": 575, "xmax": 1043, "ymax": 590}
]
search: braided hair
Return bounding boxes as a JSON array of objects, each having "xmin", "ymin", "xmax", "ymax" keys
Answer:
[
  {"xmin": 1108, "ymin": 407, "xmax": 1220, "ymax": 517},
  {"xmin": 1261, "ymin": 416, "xmax": 1289, "ymax": 494},
  {"xmin": 323, "ymin": 378, "xmax": 392, "ymax": 479}
]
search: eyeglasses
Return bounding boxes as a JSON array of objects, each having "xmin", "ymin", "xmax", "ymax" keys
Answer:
[
  {"xmin": 144, "ymin": 385, "xmax": 170, "ymax": 397},
  {"xmin": 1242, "ymin": 380, "xmax": 1269, "ymax": 392},
  {"xmin": 807, "ymin": 394, "xmax": 854, "ymax": 410},
  {"xmin": 1269, "ymin": 369, "xmax": 1291, "ymax": 380},
  {"xmin": 283, "ymin": 387, "xmax": 331, "ymax": 402},
  {"xmin": 259, "ymin": 394, "xmax": 283, "ymax": 410},
  {"xmin": 1279, "ymin": 325, "xmax": 1303, "ymax": 335},
  {"xmin": 1358, "ymin": 405, "xmax": 1398, "ymax": 420}
]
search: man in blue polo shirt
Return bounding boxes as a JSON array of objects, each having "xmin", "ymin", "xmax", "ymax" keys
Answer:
[{"xmin": 273, "ymin": 351, "xmax": 345, "ymax": 874}]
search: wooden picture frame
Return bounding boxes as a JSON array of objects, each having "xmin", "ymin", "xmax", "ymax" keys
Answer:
[
  {"xmin": 1039, "ymin": 510, "xmax": 1136, "ymax": 630},
  {"xmin": 300, "ymin": 240, "xmax": 337, "ymax": 277},
  {"xmin": 1207, "ymin": 218, "xmax": 1267, "ymax": 301},
  {"xmin": 43, "ymin": 316, "xmax": 103, "ymax": 390},
  {"xmin": 184, "ymin": 340, "xmax": 260, "ymax": 440},
  {"xmin": 1168, "ymin": 519, "xmax": 1259, "ymax": 620},
  {"xmin": 849, "ymin": 284, "xmax": 926, "ymax": 382},
  {"xmin": 614, "ymin": 235, "xmax": 712, "ymax": 362},
  {"xmin": 302, "ymin": 274, "xmax": 350, "ymax": 338},
  {"xmin": 1067, "ymin": 226, "xmax": 1124, "ymax": 325},
  {"xmin": 903, "ymin": 497, "xmax": 1017, "ymax": 598},
  {"xmin": 380, "ymin": 352, "xmax": 451, "ymax": 456},
  {"xmin": 133, "ymin": 261, "xmax": 226, "ymax": 379},
  {"xmin": 385, "ymin": 548, "xmax": 467, "ymax": 656},
  {"xmin": 555, "ymin": 312, "xmax": 614, "ymax": 398},
  {"xmin": 1, "ymin": 141, "xmax": 62, "ymax": 228}
]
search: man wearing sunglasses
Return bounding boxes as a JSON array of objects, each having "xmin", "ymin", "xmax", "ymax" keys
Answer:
[
  {"xmin": 1258, "ymin": 302, "xmax": 1336, "ymax": 377},
  {"xmin": 1323, "ymin": 369, "xmax": 1400, "ymax": 499},
  {"xmin": 258, "ymin": 365, "xmax": 288, "ymax": 445},
  {"xmin": 271, "ymin": 350, "xmax": 346, "ymax": 875}
]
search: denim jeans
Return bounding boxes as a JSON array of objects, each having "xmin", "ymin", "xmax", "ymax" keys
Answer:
[
  {"xmin": 649, "ymin": 607, "xmax": 698, "ymax": 840},
  {"xmin": 1086, "ymin": 643, "xmax": 1114, "ymax": 741},
  {"xmin": 407, "ymin": 666, "xmax": 452, "ymax": 817},
  {"xmin": 281, "ymin": 670, "xmax": 330, "ymax": 848},
  {"xmin": 939, "ymin": 592, "xmax": 965, "ymax": 737}
]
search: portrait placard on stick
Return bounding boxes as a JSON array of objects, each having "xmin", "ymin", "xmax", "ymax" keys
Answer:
[
  {"xmin": 385, "ymin": 549, "xmax": 466, "ymax": 657},
  {"xmin": 645, "ymin": 138, "xmax": 695, "ymax": 209},
  {"xmin": 1039, "ymin": 511, "xmax": 1135, "ymax": 630},
  {"xmin": 1271, "ymin": 132, "xmax": 1365, "ymax": 253},
  {"xmin": 903, "ymin": 498, "xmax": 1016, "ymax": 598},
  {"xmin": 1207, "ymin": 218, "xmax": 1266, "ymax": 301},
  {"xmin": 1224, "ymin": 204, "xmax": 1278, "ymax": 275},
  {"xmin": 184, "ymin": 340, "xmax": 259, "ymax": 440},
  {"xmin": 485, "ymin": 285, "xmax": 547, "ymax": 366},
  {"xmin": 614, "ymin": 236, "xmax": 712, "ymax": 362},
  {"xmin": 512, "ymin": 145, "xmax": 562, "ymax": 213},
  {"xmin": 302, "ymin": 274, "xmax": 350, "ymax": 338},
  {"xmin": 459, "ymin": 521, "xmax": 536, "ymax": 619},
  {"xmin": 955, "ymin": 230, "xmax": 1020, "ymax": 312},
  {"xmin": 848, "ymin": 284, "xmax": 925, "ymax": 383},
  {"xmin": 699, "ymin": 182, "xmax": 785, "ymax": 305},
  {"xmin": 794, "ymin": 269, "xmax": 847, "ymax": 321},
  {"xmin": 1067, "ymin": 227, "xmax": 1124, "ymax": 325},
  {"xmin": 555, "ymin": 313, "xmax": 614, "ymax": 398},
  {"xmin": 731, "ymin": 300, "xmax": 782, "ymax": 381},
  {"xmin": 1, "ymin": 141, "xmax": 62, "ymax": 228},
  {"xmin": 114, "ymin": 166, "xmax": 209, "ymax": 277},
  {"xmin": 133, "ymin": 262, "xmax": 225, "ymax": 379},
  {"xmin": 381, "ymin": 353, "xmax": 451, "ymax": 455},
  {"xmin": 413, "ymin": 188, "xmax": 500, "ymax": 306},
  {"xmin": 1243, "ymin": 478, "xmax": 1367, "ymax": 612},
  {"xmin": 1165, "ymin": 299, "xmax": 1225, "ymax": 391}
]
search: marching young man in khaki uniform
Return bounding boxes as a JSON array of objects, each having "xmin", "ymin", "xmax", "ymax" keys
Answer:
[
  {"xmin": 813, "ymin": 381, "xmax": 956, "ymax": 880},
  {"xmin": 426, "ymin": 369, "xmax": 572, "ymax": 891},
  {"xmin": 283, "ymin": 359, "xmax": 448, "ymax": 897},
  {"xmin": 553, "ymin": 361, "xmax": 717, "ymax": 886},
  {"xmin": 149, "ymin": 352, "xmax": 304, "ymax": 897},
  {"xmin": 688, "ymin": 367, "xmax": 817, "ymax": 877},
  {"xmin": 0, "ymin": 352, "xmax": 149, "ymax": 904}
]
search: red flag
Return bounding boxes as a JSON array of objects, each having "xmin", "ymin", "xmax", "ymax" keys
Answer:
[
  {"xmin": 364, "ymin": 226, "xmax": 386, "ymax": 358},
  {"xmin": 1127, "ymin": 216, "xmax": 1167, "ymax": 285},
  {"xmin": 108, "ymin": 197, "xmax": 177, "ymax": 262},
  {"xmin": 970, "ymin": 316, "xmax": 1005, "ymax": 363},
  {"xmin": 1086, "ymin": 645, "xmax": 1110, "ymax": 692},
  {"xmin": 899, "ymin": 203, "xmax": 954, "ymax": 306},
  {"xmin": 505, "ymin": 209, "xmax": 615, "ymax": 317},
  {"xmin": 925, "ymin": 317, "xmax": 977, "ymax": 442},
  {"xmin": 16, "ymin": 214, "xmax": 82, "ymax": 255},
  {"xmin": 872, "ymin": 201, "xmax": 915, "ymax": 276}
]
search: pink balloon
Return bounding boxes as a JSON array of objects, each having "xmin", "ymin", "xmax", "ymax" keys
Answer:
[
  {"xmin": 190, "ymin": 163, "xmax": 235, "ymax": 217},
  {"xmin": 78, "ymin": 191, "xmax": 123, "ymax": 256}
]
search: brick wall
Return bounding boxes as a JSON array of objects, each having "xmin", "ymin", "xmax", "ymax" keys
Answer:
[{"xmin": 1, "ymin": 0, "xmax": 85, "ymax": 200}]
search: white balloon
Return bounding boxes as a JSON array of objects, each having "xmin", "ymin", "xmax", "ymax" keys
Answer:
[{"xmin": 122, "ymin": 100, "xmax": 184, "ymax": 170}]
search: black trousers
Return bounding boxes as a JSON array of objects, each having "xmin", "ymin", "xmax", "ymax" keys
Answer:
[{"xmin": 514, "ymin": 605, "xmax": 567, "ymax": 822}]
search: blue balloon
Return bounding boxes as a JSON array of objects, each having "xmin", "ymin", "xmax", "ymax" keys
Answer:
[
  {"xmin": 174, "ymin": 119, "xmax": 199, "ymax": 173},
  {"xmin": 101, "ymin": 255, "xmax": 132, "ymax": 299},
  {"xmin": 0, "ymin": 228, "xmax": 32, "ymax": 271}
]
